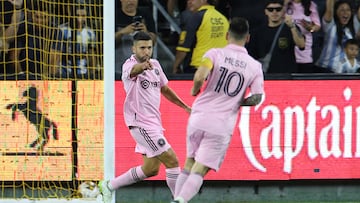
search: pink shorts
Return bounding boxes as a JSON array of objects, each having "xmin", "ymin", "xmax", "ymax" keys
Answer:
[
  {"xmin": 129, "ymin": 127, "xmax": 171, "ymax": 158},
  {"xmin": 186, "ymin": 125, "xmax": 231, "ymax": 171}
]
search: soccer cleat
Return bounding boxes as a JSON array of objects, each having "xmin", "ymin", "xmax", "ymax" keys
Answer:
[
  {"xmin": 98, "ymin": 180, "xmax": 113, "ymax": 203},
  {"xmin": 171, "ymin": 197, "xmax": 185, "ymax": 203}
]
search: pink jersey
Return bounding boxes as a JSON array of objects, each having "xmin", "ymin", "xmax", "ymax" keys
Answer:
[
  {"xmin": 122, "ymin": 55, "xmax": 168, "ymax": 131},
  {"xmin": 189, "ymin": 44, "xmax": 264, "ymax": 135}
]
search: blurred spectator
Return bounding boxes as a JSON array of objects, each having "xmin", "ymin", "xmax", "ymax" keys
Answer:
[
  {"xmin": 216, "ymin": 0, "xmax": 230, "ymax": 18},
  {"xmin": 59, "ymin": 4, "xmax": 98, "ymax": 79},
  {"xmin": 285, "ymin": 0, "xmax": 321, "ymax": 73},
  {"xmin": 172, "ymin": 0, "xmax": 229, "ymax": 74},
  {"xmin": 314, "ymin": 0, "xmax": 360, "ymax": 73},
  {"xmin": 227, "ymin": 0, "xmax": 267, "ymax": 33},
  {"xmin": 166, "ymin": 0, "xmax": 186, "ymax": 18},
  {"xmin": 15, "ymin": 0, "xmax": 65, "ymax": 79},
  {"xmin": 162, "ymin": 0, "xmax": 193, "ymax": 46},
  {"xmin": 165, "ymin": 0, "xmax": 187, "ymax": 45},
  {"xmin": 247, "ymin": 0, "xmax": 305, "ymax": 74},
  {"xmin": 115, "ymin": 0, "xmax": 157, "ymax": 80},
  {"xmin": 333, "ymin": 38, "xmax": 360, "ymax": 73},
  {"xmin": 311, "ymin": 0, "xmax": 326, "ymax": 61},
  {"xmin": 178, "ymin": 0, "xmax": 194, "ymax": 35},
  {"xmin": 0, "ymin": 0, "xmax": 24, "ymax": 78}
]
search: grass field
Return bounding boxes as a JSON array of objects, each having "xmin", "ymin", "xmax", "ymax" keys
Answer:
[{"xmin": 117, "ymin": 201, "xmax": 360, "ymax": 203}]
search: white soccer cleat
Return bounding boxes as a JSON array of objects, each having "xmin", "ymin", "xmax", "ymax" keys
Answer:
[
  {"xmin": 98, "ymin": 180, "xmax": 113, "ymax": 203},
  {"xmin": 171, "ymin": 197, "xmax": 186, "ymax": 203}
]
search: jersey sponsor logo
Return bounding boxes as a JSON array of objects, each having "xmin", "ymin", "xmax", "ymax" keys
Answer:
[
  {"xmin": 141, "ymin": 79, "xmax": 150, "ymax": 89},
  {"xmin": 140, "ymin": 79, "xmax": 160, "ymax": 89}
]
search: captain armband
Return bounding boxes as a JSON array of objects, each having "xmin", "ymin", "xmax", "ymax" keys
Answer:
[{"xmin": 199, "ymin": 57, "xmax": 213, "ymax": 70}]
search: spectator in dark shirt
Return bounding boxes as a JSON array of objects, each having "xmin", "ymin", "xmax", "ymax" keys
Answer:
[
  {"xmin": 247, "ymin": 0, "xmax": 305, "ymax": 74},
  {"xmin": 227, "ymin": 0, "xmax": 267, "ymax": 33},
  {"xmin": 114, "ymin": 0, "xmax": 157, "ymax": 80}
]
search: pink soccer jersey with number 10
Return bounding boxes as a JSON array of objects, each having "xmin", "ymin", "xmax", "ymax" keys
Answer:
[{"xmin": 189, "ymin": 44, "xmax": 264, "ymax": 135}]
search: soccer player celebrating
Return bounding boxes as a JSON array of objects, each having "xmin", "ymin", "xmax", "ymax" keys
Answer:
[
  {"xmin": 98, "ymin": 31, "xmax": 191, "ymax": 203},
  {"xmin": 171, "ymin": 17, "xmax": 264, "ymax": 203}
]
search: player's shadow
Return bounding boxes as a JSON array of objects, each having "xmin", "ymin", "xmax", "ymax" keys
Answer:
[{"xmin": 5, "ymin": 86, "xmax": 58, "ymax": 151}]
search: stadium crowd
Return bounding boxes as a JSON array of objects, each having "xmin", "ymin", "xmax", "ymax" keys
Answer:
[
  {"xmin": 2, "ymin": 0, "xmax": 360, "ymax": 80},
  {"xmin": 0, "ymin": 0, "xmax": 102, "ymax": 80},
  {"xmin": 116, "ymin": 0, "xmax": 360, "ymax": 78}
]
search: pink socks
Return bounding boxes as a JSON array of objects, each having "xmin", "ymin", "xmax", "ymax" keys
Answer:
[
  {"xmin": 165, "ymin": 167, "xmax": 181, "ymax": 196},
  {"xmin": 109, "ymin": 166, "xmax": 147, "ymax": 190},
  {"xmin": 176, "ymin": 173, "xmax": 203, "ymax": 202}
]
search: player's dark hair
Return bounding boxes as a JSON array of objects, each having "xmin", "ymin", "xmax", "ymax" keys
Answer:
[
  {"xmin": 228, "ymin": 17, "xmax": 249, "ymax": 40},
  {"xmin": 133, "ymin": 31, "xmax": 152, "ymax": 42}
]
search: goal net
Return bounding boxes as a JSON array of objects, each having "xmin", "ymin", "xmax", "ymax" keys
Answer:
[{"xmin": 0, "ymin": 0, "xmax": 106, "ymax": 202}]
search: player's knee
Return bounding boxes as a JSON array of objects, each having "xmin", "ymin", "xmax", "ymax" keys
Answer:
[
  {"xmin": 164, "ymin": 157, "xmax": 179, "ymax": 168},
  {"xmin": 161, "ymin": 148, "xmax": 179, "ymax": 167},
  {"xmin": 143, "ymin": 167, "xmax": 160, "ymax": 177}
]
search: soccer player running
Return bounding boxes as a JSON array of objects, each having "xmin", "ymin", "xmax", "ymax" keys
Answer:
[
  {"xmin": 98, "ymin": 31, "xmax": 191, "ymax": 203},
  {"xmin": 171, "ymin": 17, "xmax": 264, "ymax": 203}
]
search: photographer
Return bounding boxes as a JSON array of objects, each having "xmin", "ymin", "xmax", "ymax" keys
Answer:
[{"xmin": 115, "ymin": 0, "xmax": 156, "ymax": 80}]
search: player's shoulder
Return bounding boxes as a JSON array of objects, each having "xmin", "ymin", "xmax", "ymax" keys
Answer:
[
  {"xmin": 149, "ymin": 59, "xmax": 164, "ymax": 71},
  {"xmin": 240, "ymin": 51, "xmax": 262, "ymax": 69},
  {"xmin": 248, "ymin": 55, "xmax": 262, "ymax": 67},
  {"xmin": 203, "ymin": 47, "xmax": 223, "ymax": 58}
]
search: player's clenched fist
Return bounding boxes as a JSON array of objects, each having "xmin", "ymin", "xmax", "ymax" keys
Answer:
[{"xmin": 142, "ymin": 59, "xmax": 153, "ymax": 71}]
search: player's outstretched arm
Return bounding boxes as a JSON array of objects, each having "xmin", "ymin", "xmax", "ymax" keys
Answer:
[
  {"xmin": 240, "ymin": 94, "xmax": 262, "ymax": 106},
  {"xmin": 161, "ymin": 85, "xmax": 191, "ymax": 113}
]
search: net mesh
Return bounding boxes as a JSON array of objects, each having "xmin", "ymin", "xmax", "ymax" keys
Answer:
[{"xmin": 0, "ymin": 0, "xmax": 104, "ymax": 200}]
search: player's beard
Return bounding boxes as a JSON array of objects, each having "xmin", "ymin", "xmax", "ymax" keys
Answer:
[{"xmin": 136, "ymin": 55, "xmax": 150, "ymax": 63}]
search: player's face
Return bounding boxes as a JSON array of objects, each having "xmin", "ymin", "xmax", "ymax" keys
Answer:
[
  {"xmin": 265, "ymin": 3, "xmax": 284, "ymax": 23},
  {"xmin": 345, "ymin": 44, "xmax": 359, "ymax": 59},
  {"xmin": 132, "ymin": 40, "xmax": 153, "ymax": 62}
]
